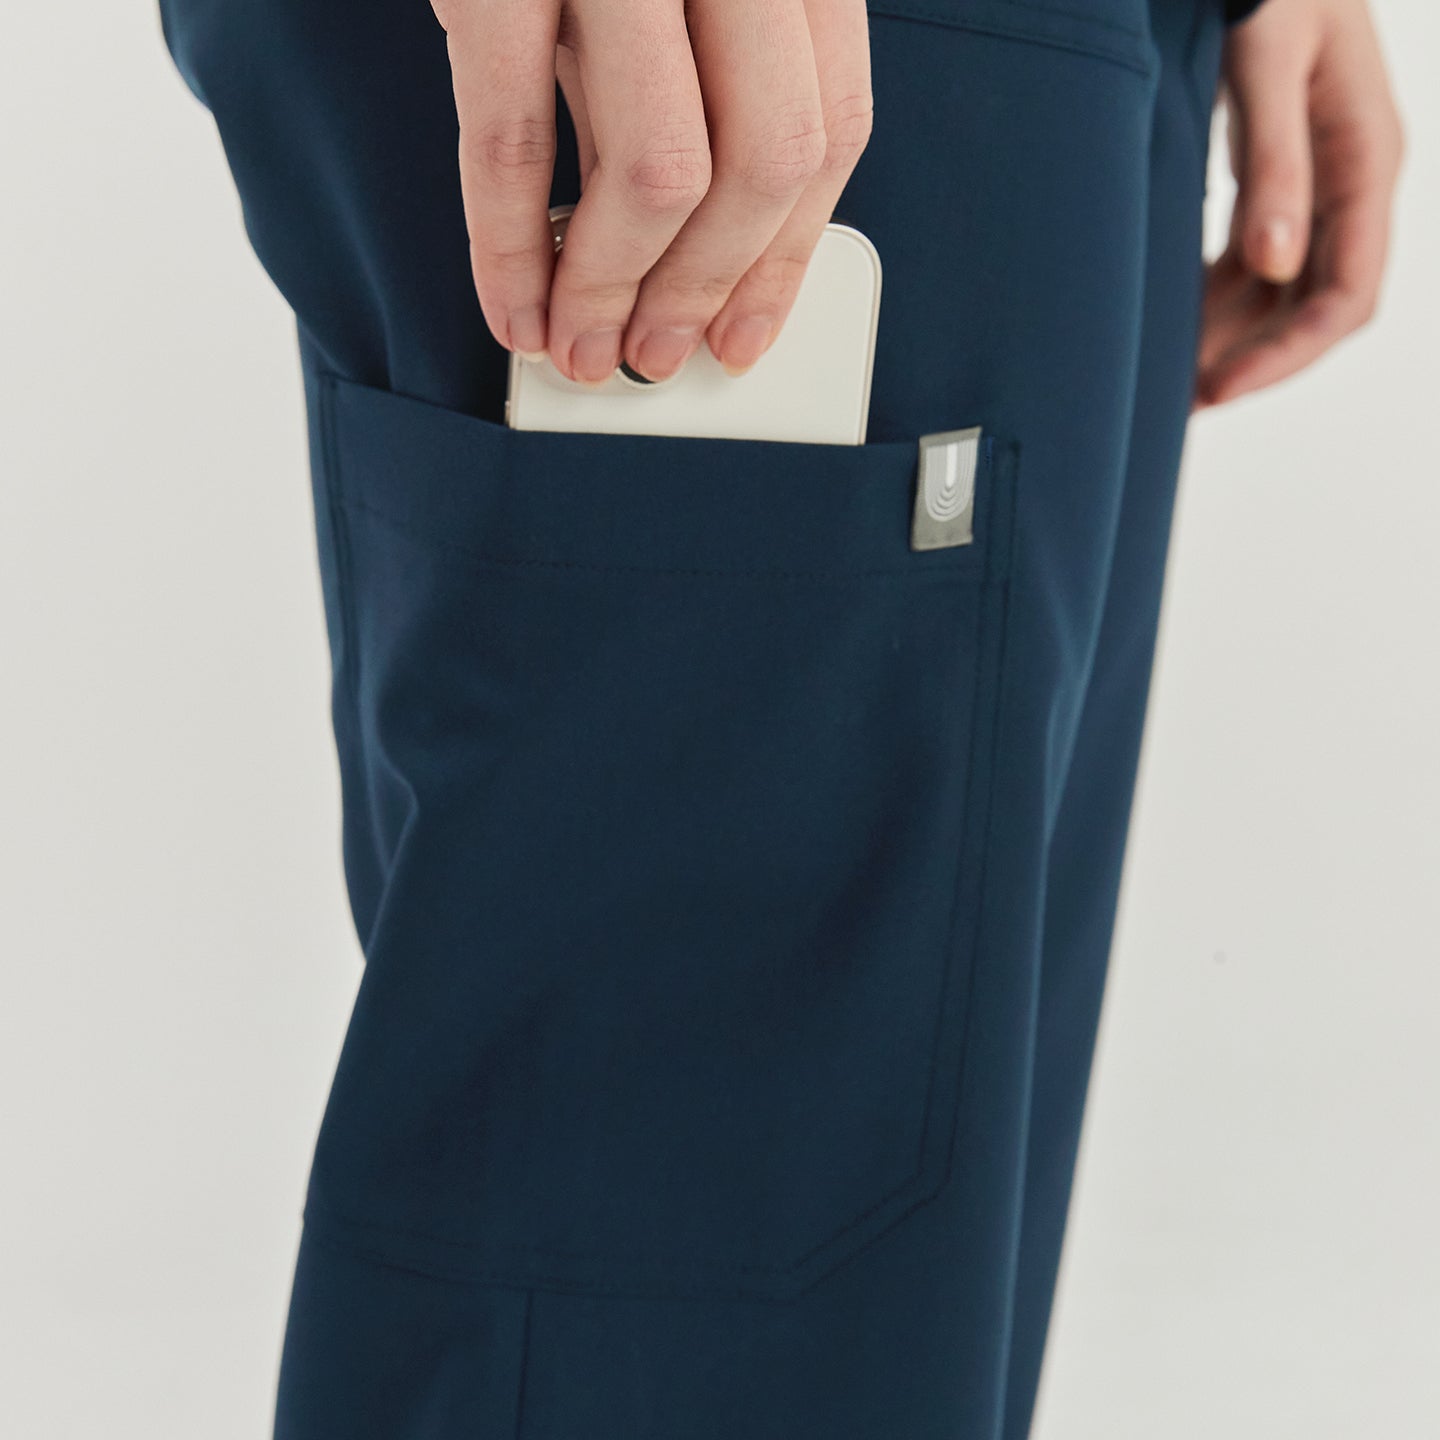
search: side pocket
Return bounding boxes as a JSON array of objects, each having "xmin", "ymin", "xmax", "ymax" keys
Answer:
[{"xmin": 300, "ymin": 371, "xmax": 1021, "ymax": 1302}]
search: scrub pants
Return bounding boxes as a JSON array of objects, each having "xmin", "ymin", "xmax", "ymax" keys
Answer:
[{"xmin": 158, "ymin": 1, "xmax": 1237, "ymax": 1434}]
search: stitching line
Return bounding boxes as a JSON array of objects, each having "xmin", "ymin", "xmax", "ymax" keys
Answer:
[
  {"xmin": 876, "ymin": 0, "xmax": 1150, "ymax": 41},
  {"xmin": 336, "ymin": 493, "xmax": 996, "ymax": 585},
  {"xmin": 867, "ymin": 1, "xmax": 1157, "ymax": 78},
  {"xmin": 512, "ymin": 1290, "xmax": 534, "ymax": 1440},
  {"xmin": 933, "ymin": 440, "xmax": 1023, "ymax": 1200},
  {"xmin": 320, "ymin": 372, "xmax": 361, "ymax": 711},
  {"xmin": 301, "ymin": 1222, "xmax": 828, "ymax": 1304},
  {"xmin": 902, "ymin": 436, "xmax": 1013, "ymax": 1202}
]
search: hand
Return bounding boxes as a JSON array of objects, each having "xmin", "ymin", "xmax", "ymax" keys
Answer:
[
  {"xmin": 430, "ymin": 0, "xmax": 874, "ymax": 386},
  {"xmin": 1195, "ymin": 0, "xmax": 1405, "ymax": 410}
]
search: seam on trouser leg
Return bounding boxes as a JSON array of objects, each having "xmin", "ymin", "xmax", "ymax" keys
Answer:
[{"xmin": 512, "ymin": 1290, "xmax": 535, "ymax": 1440}]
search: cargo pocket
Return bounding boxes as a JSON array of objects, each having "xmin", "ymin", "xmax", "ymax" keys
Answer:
[{"xmin": 298, "ymin": 369, "xmax": 1021, "ymax": 1302}]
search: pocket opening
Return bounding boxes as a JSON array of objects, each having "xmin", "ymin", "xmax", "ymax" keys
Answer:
[{"xmin": 318, "ymin": 371, "xmax": 1003, "ymax": 583}]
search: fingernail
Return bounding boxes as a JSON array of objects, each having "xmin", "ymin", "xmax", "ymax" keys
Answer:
[
  {"xmin": 1260, "ymin": 217, "xmax": 1295, "ymax": 277},
  {"xmin": 510, "ymin": 304, "xmax": 548, "ymax": 359},
  {"xmin": 633, "ymin": 327, "xmax": 700, "ymax": 382},
  {"xmin": 718, "ymin": 316, "xmax": 775, "ymax": 377},
  {"xmin": 570, "ymin": 327, "xmax": 622, "ymax": 385}
]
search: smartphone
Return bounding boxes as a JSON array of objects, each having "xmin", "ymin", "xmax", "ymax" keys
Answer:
[{"xmin": 505, "ymin": 205, "xmax": 882, "ymax": 445}]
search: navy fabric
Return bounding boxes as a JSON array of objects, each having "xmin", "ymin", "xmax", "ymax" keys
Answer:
[{"xmin": 157, "ymin": 0, "xmax": 1234, "ymax": 1434}]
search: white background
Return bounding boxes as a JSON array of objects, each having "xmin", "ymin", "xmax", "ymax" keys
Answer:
[{"xmin": 1, "ymin": 3, "xmax": 1435, "ymax": 1436}]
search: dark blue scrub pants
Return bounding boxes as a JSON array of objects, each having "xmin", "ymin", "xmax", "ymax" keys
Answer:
[{"xmin": 159, "ymin": 1, "xmax": 1245, "ymax": 1434}]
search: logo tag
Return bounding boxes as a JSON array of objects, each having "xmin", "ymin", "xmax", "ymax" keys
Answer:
[{"xmin": 911, "ymin": 427, "xmax": 981, "ymax": 551}]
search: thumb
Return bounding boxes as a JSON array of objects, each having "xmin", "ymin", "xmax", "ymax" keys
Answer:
[{"xmin": 1226, "ymin": 40, "xmax": 1314, "ymax": 284}]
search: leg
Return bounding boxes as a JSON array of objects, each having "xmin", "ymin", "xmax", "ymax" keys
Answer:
[
  {"xmin": 159, "ymin": 2, "xmax": 1191, "ymax": 1434},
  {"xmin": 1001, "ymin": 3, "xmax": 1232, "ymax": 1434}
]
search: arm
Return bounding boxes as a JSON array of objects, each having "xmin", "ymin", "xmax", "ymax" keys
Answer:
[{"xmin": 1196, "ymin": 0, "xmax": 1406, "ymax": 408}]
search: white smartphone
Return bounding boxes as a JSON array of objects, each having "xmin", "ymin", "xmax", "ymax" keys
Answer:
[{"xmin": 505, "ymin": 205, "xmax": 882, "ymax": 445}]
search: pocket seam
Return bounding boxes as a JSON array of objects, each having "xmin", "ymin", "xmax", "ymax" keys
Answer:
[
  {"xmin": 318, "ymin": 358, "xmax": 363, "ymax": 714},
  {"xmin": 336, "ymin": 492, "xmax": 989, "ymax": 585},
  {"xmin": 868, "ymin": 0, "xmax": 1158, "ymax": 80}
]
